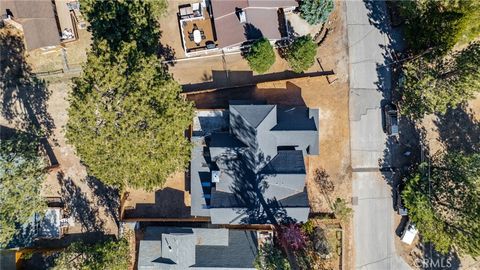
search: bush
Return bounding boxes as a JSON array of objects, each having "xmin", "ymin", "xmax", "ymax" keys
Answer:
[
  {"xmin": 300, "ymin": 0, "xmax": 334, "ymax": 25},
  {"xmin": 285, "ymin": 35, "xmax": 317, "ymax": 73},
  {"xmin": 254, "ymin": 243, "xmax": 291, "ymax": 270},
  {"xmin": 333, "ymin": 198, "xmax": 353, "ymax": 222},
  {"xmin": 245, "ymin": 38, "xmax": 276, "ymax": 74}
]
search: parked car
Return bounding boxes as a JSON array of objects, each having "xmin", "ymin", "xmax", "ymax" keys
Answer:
[
  {"xmin": 395, "ymin": 182, "xmax": 408, "ymax": 216},
  {"xmin": 401, "ymin": 221, "xmax": 418, "ymax": 245},
  {"xmin": 383, "ymin": 103, "xmax": 399, "ymax": 137}
]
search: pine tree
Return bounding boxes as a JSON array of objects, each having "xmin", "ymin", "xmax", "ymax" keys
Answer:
[
  {"xmin": 0, "ymin": 133, "xmax": 47, "ymax": 247},
  {"xmin": 245, "ymin": 38, "xmax": 276, "ymax": 74},
  {"xmin": 403, "ymin": 152, "xmax": 480, "ymax": 256},
  {"xmin": 66, "ymin": 41, "xmax": 194, "ymax": 191},
  {"xmin": 285, "ymin": 35, "xmax": 318, "ymax": 73},
  {"xmin": 401, "ymin": 41, "xmax": 480, "ymax": 119},
  {"xmin": 299, "ymin": 0, "xmax": 334, "ymax": 25},
  {"xmin": 53, "ymin": 238, "xmax": 130, "ymax": 270}
]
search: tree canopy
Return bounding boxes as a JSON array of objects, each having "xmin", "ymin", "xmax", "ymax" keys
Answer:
[
  {"xmin": 67, "ymin": 0, "xmax": 194, "ymax": 190},
  {"xmin": 403, "ymin": 152, "xmax": 480, "ymax": 255},
  {"xmin": 254, "ymin": 243, "xmax": 291, "ymax": 270},
  {"xmin": 299, "ymin": 0, "xmax": 334, "ymax": 25},
  {"xmin": 245, "ymin": 38, "xmax": 276, "ymax": 74},
  {"xmin": 285, "ymin": 35, "xmax": 317, "ymax": 73},
  {"xmin": 399, "ymin": 0, "xmax": 480, "ymax": 56},
  {"xmin": 80, "ymin": 0, "xmax": 166, "ymax": 55},
  {"xmin": 66, "ymin": 42, "xmax": 194, "ymax": 190},
  {"xmin": 0, "ymin": 133, "xmax": 46, "ymax": 247},
  {"xmin": 400, "ymin": 41, "xmax": 480, "ymax": 119},
  {"xmin": 53, "ymin": 238, "xmax": 130, "ymax": 270}
]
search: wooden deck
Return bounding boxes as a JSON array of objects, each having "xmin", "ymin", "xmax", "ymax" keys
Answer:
[{"xmin": 181, "ymin": 8, "xmax": 217, "ymax": 52}]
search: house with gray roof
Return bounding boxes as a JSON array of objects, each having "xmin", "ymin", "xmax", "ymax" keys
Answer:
[
  {"xmin": 138, "ymin": 227, "xmax": 258, "ymax": 270},
  {"xmin": 190, "ymin": 102, "xmax": 319, "ymax": 224}
]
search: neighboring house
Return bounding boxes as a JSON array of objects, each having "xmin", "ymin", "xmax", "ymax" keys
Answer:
[
  {"xmin": 0, "ymin": 0, "xmax": 82, "ymax": 51},
  {"xmin": 7, "ymin": 197, "xmax": 73, "ymax": 248},
  {"xmin": 138, "ymin": 227, "xmax": 258, "ymax": 270},
  {"xmin": 178, "ymin": 0, "xmax": 297, "ymax": 55},
  {"xmin": 211, "ymin": 0, "xmax": 297, "ymax": 50},
  {"xmin": 190, "ymin": 101, "xmax": 319, "ymax": 224}
]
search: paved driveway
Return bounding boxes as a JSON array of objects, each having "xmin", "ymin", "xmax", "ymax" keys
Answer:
[{"xmin": 346, "ymin": 0, "xmax": 411, "ymax": 269}]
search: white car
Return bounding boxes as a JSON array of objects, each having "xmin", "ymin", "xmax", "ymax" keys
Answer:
[{"xmin": 401, "ymin": 221, "xmax": 418, "ymax": 245}]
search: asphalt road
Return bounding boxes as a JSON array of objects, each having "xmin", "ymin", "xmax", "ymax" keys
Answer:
[{"xmin": 346, "ymin": 0, "xmax": 411, "ymax": 269}]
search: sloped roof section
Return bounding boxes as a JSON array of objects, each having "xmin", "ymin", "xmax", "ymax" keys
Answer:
[
  {"xmin": 138, "ymin": 227, "xmax": 257, "ymax": 270},
  {"xmin": 1, "ymin": 0, "xmax": 60, "ymax": 50},
  {"xmin": 230, "ymin": 104, "xmax": 276, "ymax": 129}
]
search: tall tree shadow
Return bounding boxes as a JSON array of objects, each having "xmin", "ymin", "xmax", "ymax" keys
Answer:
[
  {"xmin": 0, "ymin": 26, "xmax": 54, "ymax": 136},
  {"xmin": 85, "ymin": 176, "xmax": 120, "ymax": 229},
  {"xmin": 218, "ymin": 149, "xmax": 296, "ymax": 225},
  {"xmin": 57, "ymin": 172, "xmax": 105, "ymax": 233},
  {"xmin": 434, "ymin": 104, "xmax": 480, "ymax": 154}
]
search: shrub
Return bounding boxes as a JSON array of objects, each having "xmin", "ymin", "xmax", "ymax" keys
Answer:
[
  {"xmin": 300, "ymin": 0, "xmax": 334, "ymax": 25},
  {"xmin": 245, "ymin": 38, "xmax": 276, "ymax": 74},
  {"xmin": 285, "ymin": 35, "xmax": 317, "ymax": 73}
]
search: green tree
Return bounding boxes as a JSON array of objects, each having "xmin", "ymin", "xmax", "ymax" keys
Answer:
[
  {"xmin": 53, "ymin": 238, "xmax": 130, "ymax": 270},
  {"xmin": 399, "ymin": 0, "xmax": 480, "ymax": 55},
  {"xmin": 403, "ymin": 152, "xmax": 480, "ymax": 256},
  {"xmin": 332, "ymin": 198, "xmax": 353, "ymax": 222},
  {"xmin": 0, "ymin": 133, "xmax": 46, "ymax": 247},
  {"xmin": 401, "ymin": 41, "xmax": 480, "ymax": 119},
  {"xmin": 80, "ymin": 0, "xmax": 164, "ymax": 55},
  {"xmin": 66, "ymin": 41, "xmax": 194, "ymax": 191},
  {"xmin": 285, "ymin": 35, "xmax": 317, "ymax": 73},
  {"xmin": 245, "ymin": 38, "xmax": 276, "ymax": 74},
  {"xmin": 254, "ymin": 243, "xmax": 291, "ymax": 270},
  {"xmin": 299, "ymin": 0, "xmax": 334, "ymax": 25}
]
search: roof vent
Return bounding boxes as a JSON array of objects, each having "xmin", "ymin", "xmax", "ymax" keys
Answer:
[
  {"xmin": 212, "ymin": 170, "xmax": 220, "ymax": 183},
  {"xmin": 236, "ymin": 8, "xmax": 246, "ymax": 23}
]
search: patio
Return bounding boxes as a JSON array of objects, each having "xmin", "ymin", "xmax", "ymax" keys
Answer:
[{"xmin": 179, "ymin": 3, "xmax": 217, "ymax": 54}]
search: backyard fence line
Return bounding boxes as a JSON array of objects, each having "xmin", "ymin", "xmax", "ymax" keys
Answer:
[{"xmin": 33, "ymin": 67, "xmax": 82, "ymax": 78}]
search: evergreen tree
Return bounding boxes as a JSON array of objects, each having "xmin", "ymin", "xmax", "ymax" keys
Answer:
[
  {"xmin": 299, "ymin": 0, "xmax": 334, "ymax": 25},
  {"xmin": 285, "ymin": 35, "xmax": 317, "ymax": 73},
  {"xmin": 66, "ymin": 41, "xmax": 194, "ymax": 190},
  {"xmin": 399, "ymin": 0, "xmax": 480, "ymax": 55},
  {"xmin": 403, "ymin": 152, "xmax": 480, "ymax": 256},
  {"xmin": 0, "ymin": 133, "xmax": 46, "ymax": 247},
  {"xmin": 245, "ymin": 38, "xmax": 276, "ymax": 74},
  {"xmin": 53, "ymin": 238, "xmax": 130, "ymax": 270},
  {"xmin": 401, "ymin": 41, "xmax": 480, "ymax": 119}
]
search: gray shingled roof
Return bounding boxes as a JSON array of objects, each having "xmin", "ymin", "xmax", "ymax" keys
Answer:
[
  {"xmin": 190, "ymin": 103, "xmax": 319, "ymax": 224},
  {"xmin": 138, "ymin": 227, "xmax": 257, "ymax": 270}
]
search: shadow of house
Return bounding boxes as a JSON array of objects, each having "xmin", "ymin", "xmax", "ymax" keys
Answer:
[
  {"xmin": 123, "ymin": 187, "xmax": 191, "ymax": 219},
  {"xmin": 186, "ymin": 82, "xmax": 306, "ymax": 110},
  {"xmin": 0, "ymin": 27, "xmax": 54, "ymax": 136}
]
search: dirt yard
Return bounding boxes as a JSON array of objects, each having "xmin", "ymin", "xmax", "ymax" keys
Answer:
[
  {"xmin": 26, "ymin": 29, "xmax": 91, "ymax": 73},
  {"xmin": 1, "ymin": 26, "xmax": 117, "ymax": 238},
  {"xmin": 122, "ymin": 171, "xmax": 193, "ymax": 219}
]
